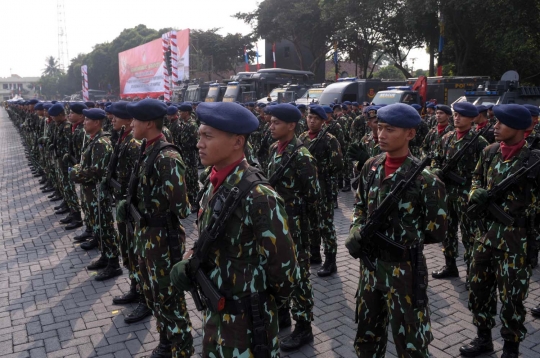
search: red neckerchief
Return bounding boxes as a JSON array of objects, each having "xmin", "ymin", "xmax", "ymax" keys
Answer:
[
  {"xmin": 384, "ymin": 154, "xmax": 408, "ymax": 177},
  {"xmin": 308, "ymin": 130, "xmax": 319, "ymax": 140},
  {"xmin": 500, "ymin": 140, "xmax": 526, "ymax": 161},
  {"xmin": 120, "ymin": 128, "xmax": 132, "ymax": 142},
  {"xmin": 437, "ymin": 123, "xmax": 448, "ymax": 135},
  {"xmin": 476, "ymin": 121, "xmax": 488, "ymax": 131},
  {"xmin": 524, "ymin": 130, "xmax": 533, "ymax": 139},
  {"xmin": 145, "ymin": 134, "xmax": 165, "ymax": 152},
  {"xmin": 71, "ymin": 121, "xmax": 83, "ymax": 133},
  {"xmin": 209, "ymin": 156, "xmax": 245, "ymax": 193},
  {"xmin": 457, "ymin": 129, "xmax": 471, "ymax": 140},
  {"xmin": 277, "ymin": 139, "xmax": 292, "ymax": 154}
]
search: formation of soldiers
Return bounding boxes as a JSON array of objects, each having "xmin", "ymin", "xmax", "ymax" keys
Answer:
[{"xmin": 3, "ymin": 96, "xmax": 540, "ymax": 358}]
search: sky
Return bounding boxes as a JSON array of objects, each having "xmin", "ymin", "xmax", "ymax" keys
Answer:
[{"xmin": 0, "ymin": 0, "xmax": 430, "ymax": 78}]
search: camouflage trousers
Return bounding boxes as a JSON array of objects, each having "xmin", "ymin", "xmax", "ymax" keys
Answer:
[
  {"xmin": 61, "ymin": 159, "xmax": 81, "ymax": 212},
  {"xmin": 115, "ymin": 208, "xmax": 139, "ymax": 281},
  {"xmin": 136, "ymin": 227, "xmax": 193, "ymax": 358},
  {"xmin": 288, "ymin": 227, "xmax": 314, "ymax": 322},
  {"xmin": 80, "ymin": 184, "xmax": 118, "ymax": 258},
  {"xmin": 441, "ymin": 190, "xmax": 476, "ymax": 266},
  {"xmin": 354, "ymin": 260, "xmax": 432, "ymax": 358},
  {"xmin": 184, "ymin": 157, "xmax": 199, "ymax": 206},
  {"xmin": 468, "ymin": 242, "xmax": 531, "ymax": 342},
  {"xmin": 312, "ymin": 199, "xmax": 337, "ymax": 255}
]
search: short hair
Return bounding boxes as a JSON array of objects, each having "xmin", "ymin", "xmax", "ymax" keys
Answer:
[{"xmin": 153, "ymin": 118, "xmax": 164, "ymax": 131}]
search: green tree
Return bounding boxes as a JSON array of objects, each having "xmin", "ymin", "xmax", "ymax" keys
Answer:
[
  {"xmin": 42, "ymin": 56, "xmax": 62, "ymax": 77},
  {"xmin": 373, "ymin": 66, "xmax": 407, "ymax": 79}
]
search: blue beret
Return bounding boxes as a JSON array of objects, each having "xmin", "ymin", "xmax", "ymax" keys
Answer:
[
  {"xmin": 341, "ymin": 104, "xmax": 348, "ymax": 110},
  {"xmin": 322, "ymin": 105, "xmax": 333, "ymax": 114},
  {"xmin": 43, "ymin": 103, "xmax": 53, "ymax": 110},
  {"xmin": 309, "ymin": 105, "xmax": 327, "ymax": 120},
  {"xmin": 486, "ymin": 104, "xmax": 494, "ymax": 110},
  {"xmin": 193, "ymin": 101, "xmax": 201, "ymax": 105},
  {"xmin": 69, "ymin": 102, "xmax": 87, "ymax": 115},
  {"xmin": 343, "ymin": 101, "xmax": 352, "ymax": 105},
  {"xmin": 247, "ymin": 102, "xmax": 255, "ymax": 107},
  {"xmin": 34, "ymin": 103, "xmax": 44, "ymax": 111},
  {"xmin": 329, "ymin": 103, "xmax": 335, "ymax": 109},
  {"xmin": 453, "ymin": 102, "xmax": 478, "ymax": 117},
  {"xmin": 179, "ymin": 104, "xmax": 193, "ymax": 112},
  {"xmin": 48, "ymin": 103, "xmax": 65, "ymax": 117},
  {"xmin": 296, "ymin": 104, "xmax": 306, "ymax": 110},
  {"xmin": 126, "ymin": 99, "xmax": 168, "ymax": 122},
  {"xmin": 411, "ymin": 104, "xmax": 422, "ymax": 110},
  {"xmin": 258, "ymin": 103, "xmax": 267, "ymax": 108},
  {"xmin": 265, "ymin": 104, "xmax": 302, "ymax": 123},
  {"xmin": 378, "ymin": 104, "xmax": 387, "ymax": 107},
  {"xmin": 166, "ymin": 106, "xmax": 179, "ymax": 115},
  {"xmin": 28, "ymin": 99, "xmax": 39, "ymax": 105},
  {"xmin": 377, "ymin": 103, "xmax": 421, "ymax": 128},
  {"xmin": 197, "ymin": 102, "xmax": 259, "ymax": 134},
  {"xmin": 475, "ymin": 105, "xmax": 488, "ymax": 113},
  {"xmin": 436, "ymin": 105, "xmax": 452, "ymax": 115},
  {"xmin": 83, "ymin": 108, "xmax": 106, "ymax": 120},
  {"xmin": 166, "ymin": 102, "xmax": 172, "ymax": 106},
  {"xmin": 493, "ymin": 104, "xmax": 532, "ymax": 130},
  {"xmin": 352, "ymin": 102, "xmax": 359, "ymax": 106},
  {"xmin": 85, "ymin": 101, "xmax": 95, "ymax": 108},
  {"xmin": 51, "ymin": 101, "xmax": 58, "ymax": 104},
  {"xmin": 426, "ymin": 102, "xmax": 436, "ymax": 109},
  {"xmin": 105, "ymin": 102, "xmax": 112, "ymax": 106},
  {"xmin": 523, "ymin": 104, "xmax": 540, "ymax": 117},
  {"xmin": 108, "ymin": 102, "xmax": 132, "ymax": 120}
]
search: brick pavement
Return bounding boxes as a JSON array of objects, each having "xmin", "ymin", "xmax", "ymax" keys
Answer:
[{"xmin": 0, "ymin": 108, "xmax": 539, "ymax": 358}]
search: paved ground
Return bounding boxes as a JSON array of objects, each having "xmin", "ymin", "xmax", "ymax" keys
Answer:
[{"xmin": 0, "ymin": 108, "xmax": 539, "ymax": 358}]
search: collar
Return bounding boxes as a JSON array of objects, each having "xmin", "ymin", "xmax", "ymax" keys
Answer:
[
  {"xmin": 500, "ymin": 139, "xmax": 526, "ymax": 161},
  {"xmin": 476, "ymin": 120, "xmax": 488, "ymax": 131},
  {"xmin": 437, "ymin": 123, "xmax": 449, "ymax": 135},
  {"xmin": 277, "ymin": 138, "xmax": 293, "ymax": 154},
  {"xmin": 384, "ymin": 154, "xmax": 408, "ymax": 177},
  {"xmin": 308, "ymin": 130, "xmax": 320, "ymax": 140},
  {"xmin": 120, "ymin": 128, "xmax": 132, "ymax": 142},
  {"xmin": 524, "ymin": 129, "xmax": 533, "ymax": 138},
  {"xmin": 145, "ymin": 133, "xmax": 165, "ymax": 152},
  {"xmin": 209, "ymin": 156, "xmax": 245, "ymax": 193},
  {"xmin": 457, "ymin": 128, "xmax": 471, "ymax": 140}
]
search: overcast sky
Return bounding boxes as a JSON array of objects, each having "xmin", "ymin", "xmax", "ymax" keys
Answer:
[{"xmin": 0, "ymin": 0, "xmax": 429, "ymax": 78}]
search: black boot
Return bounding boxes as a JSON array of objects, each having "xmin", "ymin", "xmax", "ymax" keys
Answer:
[
  {"xmin": 459, "ymin": 329, "xmax": 494, "ymax": 357},
  {"xmin": 59, "ymin": 213, "xmax": 74, "ymax": 224},
  {"xmin": 531, "ymin": 304, "xmax": 540, "ymax": 317},
  {"xmin": 54, "ymin": 201, "xmax": 67, "ymax": 210},
  {"xmin": 280, "ymin": 321, "xmax": 314, "ymax": 351},
  {"xmin": 40, "ymin": 181, "xmax": 50, "ymax": 190},
  {"xmin": 317, "ymin": 253, "xmax": 337, "ymax": 277},
  {"xmin": 55, "ymin": 205, "xmax": 70, "ymax": 215},
  {"xmin": 334, "ymin": 199, "xmax": 338, "ymax": 209},
  {"xmin": 149, "ymin": 332, "xmax": 172, "ymax": 358},
  {"xmin": 87, "ymin": 255, "xmax": 108, "ymax": 270},
  {"xmin": 341, "ymin": 179, "xmax": 351, "ymax": 192},
  {"xmin": 65, "ymin": 211, "xmax": 83, "ymax": 230},
  {"xmin": 432, "ymin": 257, "xmax": 459, "ymax": 279},
  {"xmin": 338, "ymin": 177, "xmax": 344, "ymax": 189},
  {"xmin": 80, "ymin": 236, "xmax": 98, "ymax": 250},
  {"xmin": 501, "ymin": 341, "xmax": 519, "ymax": 358},
  {"xmin": 38, "ymin": 177, "xmax": 48, "ymax": 185},
  {"xmin": 124, "ymin": 296, "xmax": 152, "ymax": 324},
  {"xmin": 50, "ymin": 194, "xmax": 63, "ymax": 202},
  {"xmin": 278, "ymin": 306, "xmax": 291, "ymax": 330},
  {"xmin": 113, "ymin": 278, "xmax": 140, "ymax": 304},
  {"xmin": 48, "ymin": 191, "xmax": 59, "ymax": 199},
  {"xmin": 95, "ymin": 257, "xmax": 123, "ymax": 281},
  {"xmin": 42, "ymin": 186, "xmax": 55, "ymax": 193},
  {"xmin": 74, "ymin": 226, "xmax": 94, "ymax": 242},
  {"xmin": 310, "ymin": 246, "xmax": 322, "ymax": 265}
]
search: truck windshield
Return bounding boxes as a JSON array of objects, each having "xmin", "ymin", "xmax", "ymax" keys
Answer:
[{"xmin": 372, "ymin": 92, "xmax": 401, "ymax": 105}]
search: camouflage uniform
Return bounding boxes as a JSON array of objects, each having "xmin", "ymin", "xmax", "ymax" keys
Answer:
[
  {"xmin": 62, "ymin": 122, "xmax": 85, "ymax": 214},
  {"xmin": 257, "ymin": 123, "xmax": 275, "ymax": 175},
  {"xmin": 250, "ymin": 114, "xmax": 266, "ymax": 154},
  {"xmin": 336, "ymin": 114, "xmax": 353, "ymax": 187},
  {"xmin": 350, "ymin": 153, "xmax": 448, "ymax": 357},
  {"xmin": 419, "ymin": 124, "xmax": 454, "ymax": 159},
  {"xmin": 53, "ymin": 120, "xmax": 79, "ymax": 206},
  {"xmin": 267, "ymin": 137, "xmax": 320, "ymax": 323},
  {"xmin": 473, "ymin": 122, "xmax": 496, "ymax": 144},
  {"xmin": 196, "ymin": 159, "xmax": 299, "ymax": 357},
  {"xmin": 70, "ymin": 130, "xmax": 118, "ymax": 258},
  {"xmin": 162, "ymin": 125, "xmax": 173, "ymax": 143},
  {"xmin": 132, "ymin": 135, "xmax": 193, "ymax": 357},
  {"xmin": 325, "ymin": 119, "xmax": 346, "ymax": 195},
  {"xmin": 175, "ymin": 117, "xmax": 199, "ymax": 207},
  {"xmin": 299, "ymin": 130, "xmax": 343, "ymax": 256},
  {"xmin": 432, "ymin": 130, "xmax": 488, "ymax": 269},
  {"xmin": 468, "ymin": 143, "xmax": 539, "ymax": 343},
  {"xmin": 350, "ymin": 114, "xmax": 368, "ymax": 144},
  {"xmin": 409, "ymin": 119, "xmax": 429, "ymax": 158}
]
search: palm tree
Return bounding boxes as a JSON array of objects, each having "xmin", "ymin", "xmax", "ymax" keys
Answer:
[{"xmin": 42, "ymin": 56, "xmax": 62, "ymax": 77}]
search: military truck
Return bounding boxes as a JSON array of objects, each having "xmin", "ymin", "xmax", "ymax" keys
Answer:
[{"xmin": 318, "ymin": 78, "xmax": 406, "ymax": 105}]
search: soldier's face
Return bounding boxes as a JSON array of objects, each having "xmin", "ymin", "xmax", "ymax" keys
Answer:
[
  {"xmin": 435, "ymin": 110, "xmax": 448, "ymax": 124},
  {"xmin": 269, "ymin": 117, "xmax": 295, "ymax": 140},
  {"xmin": 197, "ymin": 124, "xmax": 244, "ymax": 168},
  {"xmin": 453, "ymin": 113, "xmax": 473, "ymax": 130},
  {"xmin": 307, "ymin": 114, "xmax": 324, "ymax": 132},
  {"xmin": 494, "ymin": 120, "xmax": 520, "ymax": 143},
  {"xmin": 83, "ymin": 118, "xmax": 100, "ymax": 135},
  {"xmin": 367, "ymin": 118, "xmax": 378, "ymax": 132},
  {"xmin": 131, "ymin": 119, "xmax": 151, "ymax": 140},
  {"xmin": 112, "ymin": 117, "xmax": 131, "ymax": 132},
  {"xmin": 377, "ymin": 123, "xmax": 415, "ymax": 153},
  {"xmin": 69, "ymin": 112, "xmax": 83, "ymax": 124}
]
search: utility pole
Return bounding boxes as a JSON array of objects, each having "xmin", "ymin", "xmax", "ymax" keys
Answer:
[{"xmin": 57, "ymin": 0, "xmax": 69, "ymax": 72}]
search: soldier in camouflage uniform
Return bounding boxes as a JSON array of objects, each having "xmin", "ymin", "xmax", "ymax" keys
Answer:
[
  {"xmin": 299, "ymin": 105, "xmax": 343, "ymax": 276},
  {"xmin": 350, "ymin": 106, "xmax": 369, "ymax": 144},
  {"xmin": 420, "ymin": 104, "xmax": 454, "ymax": 159},
  {"xmin": 345, "ymin": 103, "xmax": 448, "ymax": 358},
  {"xmin": 257, "ymin": 107, "xmax": 275, "ymax": 175},
  {"xmin": 296, "ymin": 104, "xmax": 308, "ymax": 134},
  {"xmin": 486, "ymin": 104, "xmax": 497, "ymax": 125},
  {"xmin": 40, "ymin": 103, "xmax": 58, "ymax": 194},
  {"xmin": 120, "ymin": 99, "xmax": 193, "ymax": 358},
  {"xmin": 473, "ymin": 105, "xmax": 496, "ymax": 144},
  {"xmin": 166, "ymin": 106, "xmax": 181, "ymax": 145},
  {"xmin": 524, "ymin": 104, "xmax": 540, "ymax": 150},
  {"xmin": 460, "ymin": 104, "xmax": 540, "ymax": 358},
  {"xmin": 425, "ymin": 102, "xmax": 437, "ymax": 128},
  {"xmin": 69, "ymin": 108, "xmax": 121, "ymax": 281},
  {"xmin": 250, "ymin": 103, "xmax": 266, "ymax": 154},
  {"xmin": 409, "ymin": 104, "xmax": 429, "ymax": 158},
  {"xmin": 334, "ymin": 105, "xmax": 353, "ymax": 191},
  {"xmin": 175, "ymin": 104, "xmax": 199, "ymax": 211},
  {"xmin": 170, "ymin": 101, "xmax": 299, "ymax": 358},
  {"xmin": 321, "ymin": 106, "xmax": 345, "ymax": 208},
  {"xmin": 265, "ymin": 104, "xmax": 320, "ymax": 351},
  {"xmin": 431, "ymin": 103, "xmax": 488, "ymax": 284}
]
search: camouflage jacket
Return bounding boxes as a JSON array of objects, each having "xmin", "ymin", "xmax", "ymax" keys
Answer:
[
  {"xmin": 162, "ymin": 126, "xmax": 174, "ymax": 143},
  {"xmin": 177, "ymin": 118, "xmax": 199, "ymax": 165},
  {"xmin": 71, "ymin": 122, "xmax": 87, "ymax": 164},
  {"xmin": 351, "ymin": 153, "xmax": 448, "ymax": 249},
  {"xmin": 250, "ymin": 115, "xmax": 266, "ymax": 153},
  {"xmin": 112, "ymin": 131, "xmax": 140, "ymax": 197},
  {"xmin": 359, "ymin": 133, "xmax": 381, "ymax": 159},
  {"xmin": 168, "ymin": 119, "xmax": 181, "ymax": 145},
  {"xmin": 267, "ymin": 137, "xmax": 321, "ymax": 243},
  {"xmin": 133, "ymin": 137, "xmax": 190, "ymax": 256},
  {"xmin": 526, "ymin": 128, "xmax": 540, "ymax": 149},
  {"xmin": 335, "ymin": 114, "xmax": 351, "ymax": 143},
  {"xmin": 432, "ymin": 129, "xmax": 489, "ymax": 197},
  {"xmin": 472, "ymin": 122, "xmax": 496, "ymax": 144},
  {"xmin": 325, "ymin": 120, "xmax": 346, "ymax": 152},
  {"xmin": 470, "ymin": 143, "xmax": 540, "ymax": 254},
  {"xmin": 299, "ymin": 130, "xmax": 343, "ymax": 200},
  {"xmin": 53, "ymin": 120, "xmax": 73, "ymax": 159},
  {"xmin": 350, "ymin": 115, "xmax": 368, "ymax": 144},
  {"xmin": 420, "ymin": 124, "xmax": 454, "ymax": 159},
  {"xmin": 69, "ymin": 130, "xmax": 112, "ymax": 185},
  {"xmin": 197, "ymin": 159, "xmax": 299, "ymax": 350},
  {"xmin": 409, "ymin": 120, "xmax": 429, "ymax": 157}
]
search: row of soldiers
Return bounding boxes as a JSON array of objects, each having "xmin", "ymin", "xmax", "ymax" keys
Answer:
[{"xmin": 4, "ymin": 97, "xmax": 540, "ymax": 358}]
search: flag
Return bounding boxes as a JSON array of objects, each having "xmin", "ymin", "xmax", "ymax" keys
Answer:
[
  {"xmin": 256, "ymin": 43, "xmax": 260, "ymax": 71},
  {"xmin": 272, "ymin": 42, "xmax": 276, "ymax": 68},
  {"xmin": 244, "ymin": 46, "xmax": 249, "ymax": 72}
]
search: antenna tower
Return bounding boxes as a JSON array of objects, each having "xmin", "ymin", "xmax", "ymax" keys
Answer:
[{"xmin": 57, "ymin": 0, "xmax": 69, "ymax": 71}]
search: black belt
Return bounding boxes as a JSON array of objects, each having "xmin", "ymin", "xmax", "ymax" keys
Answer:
[{"xmin": 144, "ymin": 214, "xmax": 178, "ymax": 228}]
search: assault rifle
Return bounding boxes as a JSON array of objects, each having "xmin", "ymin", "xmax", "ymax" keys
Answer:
[
  {"xmin": 126, "ymin": 139, "xmax": 146, "ymax": 235},
  {"xmin": 307, "ymin": 121, "xmax": 336, "ymax": 154},
  {"xmin": 467, "ymin": 149, "xmax": 540, "ymax": 229},
  {"xmin": 440, "ymin": 124, "xmax": 492, "ymax": 185},
  {"xmin": 355, "ymin": 155, "xmax": 431, "ymax": 271},
  {"xmin": 104, "ymin": 126, "xmax": 126, "ymax": 199},
  {"xmin": 268, "ymin": 144, "xmax": 303, "ymax": 187},
  {"xmin": 257, "ymin": 129, "xmax": 272, "ymax": 157}
]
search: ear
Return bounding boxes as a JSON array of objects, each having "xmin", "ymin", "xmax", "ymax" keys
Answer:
[
  {"xmin": 233, "ymin": 134, "xmax": 245, "ymax": 150},
  {"xmin": 406, "ymin": 128, "xmax": 417, "ymax": 141},
  {"xmin": 288, "ymin": 122, "xmax": 296, "ymax": 132}
]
